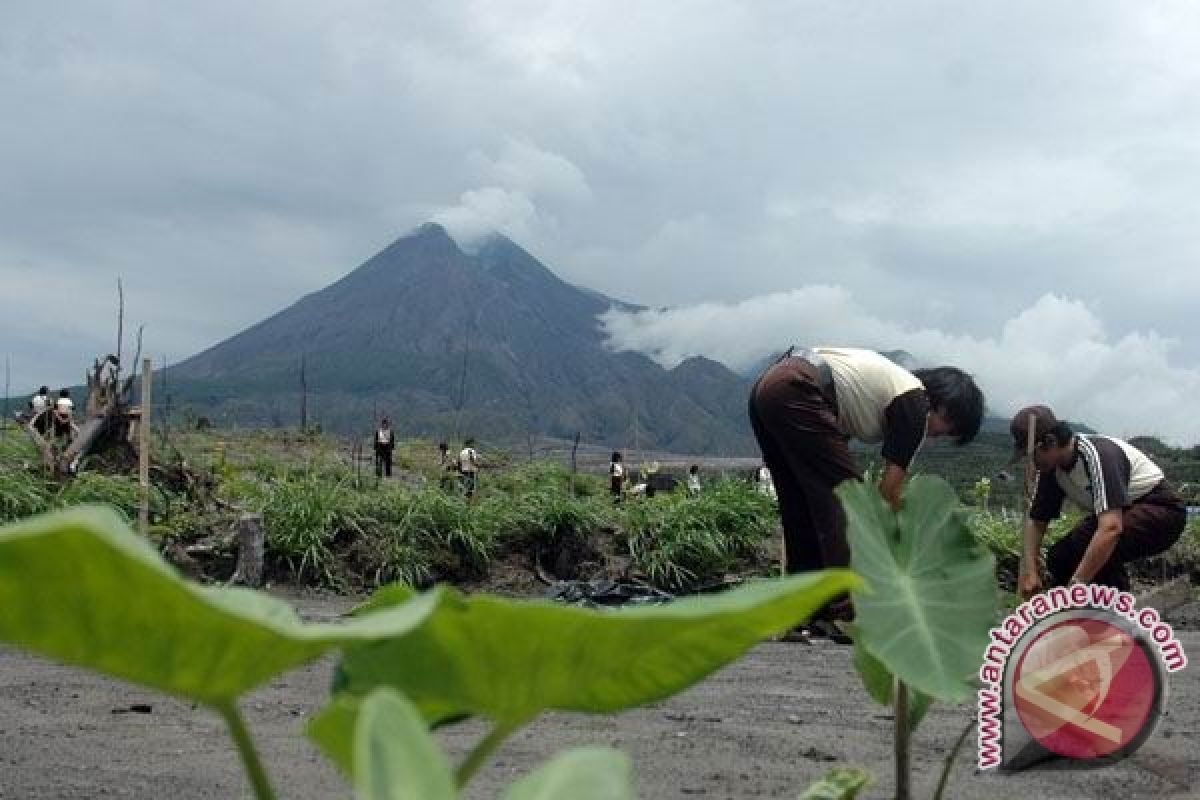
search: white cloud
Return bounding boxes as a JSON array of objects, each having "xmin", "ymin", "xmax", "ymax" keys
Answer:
[{"xmin": 600, "ymin": 290, "xmax": 1200, "ymax": 446}]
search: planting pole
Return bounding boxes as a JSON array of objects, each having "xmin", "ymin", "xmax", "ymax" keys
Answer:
[
  {"xmin": 139, "ymin": 357, "xmax": 152, "ymax": 536},
  {"xmin": 1017, "ymin": 412, "xmax": 1037, "ymax": 584},
  {"xmin": 894, "ymin": 679, "xmax": 911, "ymax": 800},
  {"xmin": 3, "ymin": 354, "xmax": 9, "ymax": 439}
]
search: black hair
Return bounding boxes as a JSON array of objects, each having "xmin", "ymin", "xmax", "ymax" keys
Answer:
[
  {"xmin": 38, "ymin": 386, "xmax": 48, "ymax": 394},
  {"xmin": 913, "ymin": 367, "xmax": 983, "ymax": 445},
  {"xmin": 438, "ymin": 441, "xmax": 448, "ymax": 450},
  {"xmin": 689, "ymin": 464, "xmax": 699, "ymax": 474},
  {"xmin": 611, "ymin": 451, "xmax": 622, "ymax": 462},
  {"xmin": 59, "ymin": 388, "xmax": 70, "ymax": 398},
  {"xmin": 1040, "ymin": 421, "xmax": 1074, "ymax": 448}
]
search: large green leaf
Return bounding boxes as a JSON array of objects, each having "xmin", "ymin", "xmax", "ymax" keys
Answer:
[
  {"xmin": 837, "ymin": 476, "xmax": 995, "ymax": 702},
  {"xmin": 312, "ymin": 691, "xmax": 634, "ymax": 800},
  {"xmin": 353, "ymin": 689, "xmax": 456, "ymax": 800},
  {"xmin": 330, "ymin": 570, "xmax": 859, "ymax": 725},
  {"xmin": 502, "ymin": 747, "xmax": 634, "ymax": 800},
  {"xmin": 798, "ymin": 768, "xmax": 870, "ymax": 799},
  {"xmin": 0, "ymin": 507, "xmax": 441, "ymax": 705},
  {"xmin": 850, "ymin": 635, "xmax": 931, "ymax": 732}
]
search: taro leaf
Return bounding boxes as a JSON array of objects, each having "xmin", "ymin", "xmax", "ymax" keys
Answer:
[
  {"xmin": 0, "ymin": 507, "xmax": 441, "ymax": 705},
  {"xmin": 837, "ymin": 476, "xmax": 995, "ymax": 703},
  {"xmin": 331, "ymin": 570, "xmax": 859, "ymax": 726},
  {"xmin": 312, "ymin": 692, "xmax": 633, "ymax": 800},
  {"xmin": 502, "ymin": 747, "xmax": 634, "ymax": 800},
  {"xmin": 850, "ymin": 634, "xmax": 932, "ymax": 732},
  {"xmin": 797, "ymin": 767, "xmax": 870, "ymax": 799},
  {"xmin": 353, "ymin": 689, "xmax": 456, "ymax": 800}
]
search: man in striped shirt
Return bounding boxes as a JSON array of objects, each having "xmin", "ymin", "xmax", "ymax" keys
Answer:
[
  {"xmin": 748, "ymin": 346, "xmax": 984, "ymax": 641},
  {"xmin": 1014, "ymin": 405, "xmax": 1187, "ymax": 597}
]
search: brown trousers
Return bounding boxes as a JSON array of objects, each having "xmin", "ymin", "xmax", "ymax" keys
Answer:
[
  {"xmin": 1047, "ymin": 487, "xmax": 1186, "ymax": 591},
  {"xmin": 747, "ymin": 358, "xmax": 861, "ymax": 581}
]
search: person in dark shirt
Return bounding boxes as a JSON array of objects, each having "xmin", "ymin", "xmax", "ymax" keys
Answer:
[
  {"xmin": 1013, "ymin": 405, "xmax": 1186, "ymax": 596},
  {"xmin": 748, "ymin": 347, "xmax": 984, "ymax": 642}
]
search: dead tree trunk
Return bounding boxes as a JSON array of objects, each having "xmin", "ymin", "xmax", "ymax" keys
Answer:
[{"xmin": 230, "ymin": 513, "xmax": 265, "ymax": 588}]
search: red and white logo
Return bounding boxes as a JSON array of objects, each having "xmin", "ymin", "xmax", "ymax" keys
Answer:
[{"xmin": 1012, "ymin": 616, "xmax": 1160, "ymax": 760}]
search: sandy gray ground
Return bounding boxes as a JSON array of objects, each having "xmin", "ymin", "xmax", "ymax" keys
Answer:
[{"xmin": 1, "ymin": 593, "xmax": 1197, "ymax": 800}]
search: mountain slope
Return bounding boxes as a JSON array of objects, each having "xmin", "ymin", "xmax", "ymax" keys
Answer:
[{"xmin": 169, "ymin": 224, "xmax": 757, "ymax": 454}]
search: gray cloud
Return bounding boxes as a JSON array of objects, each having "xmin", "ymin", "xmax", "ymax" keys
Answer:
[
  {"xmin": 2, "ymin": 2, "xmax": 1200, "ymax": 444},
  {"xmin": 600, "ymin": 291, "xmax": 1200, "ymax": 446}
]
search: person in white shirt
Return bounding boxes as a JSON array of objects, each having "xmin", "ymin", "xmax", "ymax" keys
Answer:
[
  {"xmin": 748, "ymin": 346, "xmax": 983, "ymax": 643},
  {"xmin": 30, "ymin": 386, "xmax": 49, "ymax": 414},
  {"xmin": 1013, "ymin": 405, "xmax": 1187, "ymax": 595},
  {"xmin": 52, "ymin": 388, "xmax": 75, "ymax": 441},
  {"xmin": 687, "ymin": 465, "xmax": 702, "ymax": 497},
  {"xmin": 753, "ymin": 464, "xmax": 776, "ymax": 500},
  {"xmin": 374, "ymin": 417, "xmax": 396, "ymax": 478},
  {"xmin": 458, "ymin": 438, "xmax": 479, "ymax": 497},
  {"xmin": 609, "ymin": 451, "xmax": 626, "ymax": 503},
  {"xmin": 28, "ymin": 386, "xmax": 50, "ymax": 433}
]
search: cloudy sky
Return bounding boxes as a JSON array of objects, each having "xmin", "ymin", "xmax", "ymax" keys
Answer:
[{"xmin": 3, "ymin": 2, "xmax": 1200, "ymax": 444}]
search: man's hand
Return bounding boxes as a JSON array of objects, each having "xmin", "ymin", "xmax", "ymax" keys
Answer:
[
  {"xmin": 1018, "ymin": 566, "xmax": 1043, "ymax": 599},
  {"xmin": 878, "ymin": 463, "xmax": 907, "ymax": 511}
]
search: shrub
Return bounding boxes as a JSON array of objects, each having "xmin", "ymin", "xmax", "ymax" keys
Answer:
[
  {"xmin": 56, "ymin": 473, "xmax": 141, "ymax": 520},
  {"xmin": 262, "ymin": 474, "xmax": 354, "ymax": 586},
  {"xmin": 0, "ymin": 467, "xmax": 54, "ymax": 522},
  {"xmin": 622, "ymin": 479, "xmax": 777, "ymax": 590}
]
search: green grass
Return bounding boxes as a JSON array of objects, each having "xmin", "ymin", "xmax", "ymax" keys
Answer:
[{"xmin": 621, "ymin": 479, "xmax": 777, "ymax": 590}]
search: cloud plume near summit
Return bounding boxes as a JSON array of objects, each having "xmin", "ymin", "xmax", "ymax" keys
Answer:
[{"xmin": 600, "ymin": 289, "xmax": 1200, "ymax": 447}]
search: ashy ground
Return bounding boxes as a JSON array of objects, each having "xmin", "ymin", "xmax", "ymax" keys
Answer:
[{"xmin": 1, "ymin": 593, "xmax": 1196, "ymax": 799}]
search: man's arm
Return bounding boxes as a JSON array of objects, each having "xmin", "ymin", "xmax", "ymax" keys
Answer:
[
  {"xmin": 879, "ymin": 462, "xmax": 906, "ymax": 511},
  {"xmin": 1068, "ymin": 509, "xmax": 1123, "ymax": 583}
]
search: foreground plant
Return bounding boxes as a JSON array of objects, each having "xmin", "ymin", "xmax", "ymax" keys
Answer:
[
  {"xmin": 0, "ymin": 505, "xmax": 861, "ymax": 798},
  {"xmin": 313, "ymin": 568, "xmax": 860, "ymax": 788},
  {"xmin": 837, "ymin": 476, "xmax": 996, "ymax": 800},
  {"xmin": 0, "ymin": 506, "xmax": 441, "ymax": 799}
]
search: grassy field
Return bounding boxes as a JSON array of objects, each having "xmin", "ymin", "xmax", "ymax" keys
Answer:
[{"xmin": 1, "ymin": 421, "xmax": 1197, "ymax": 594}]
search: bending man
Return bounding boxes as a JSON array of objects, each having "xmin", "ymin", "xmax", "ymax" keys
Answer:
[
  {"xmin": 1013, "ymin": 406, "xmax": 1186, "ymax": 597},
  {"xmin": 748, "ymin": 346, "xmax": 984, "ymax": 641}
]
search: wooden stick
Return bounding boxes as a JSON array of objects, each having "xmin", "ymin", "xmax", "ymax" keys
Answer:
[{"xmin": 139, "ymin": 357, "xmax": 152, "ymax": 536}]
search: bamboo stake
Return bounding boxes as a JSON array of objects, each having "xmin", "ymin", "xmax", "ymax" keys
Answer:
[{"xmin": 139, "ymin": 357, "xmax": 152, "ymax": 536}]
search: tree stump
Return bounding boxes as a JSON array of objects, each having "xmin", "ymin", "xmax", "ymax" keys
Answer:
[{"xmin": 230, "ymin": 513, "xmax": 265, "ymax": 588}]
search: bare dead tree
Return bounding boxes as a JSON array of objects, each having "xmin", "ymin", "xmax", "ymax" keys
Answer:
[
  {"xmin": 115, "ymin": 278, "xmax": 124, "ymax": 386},
  {"xmin": 452, "ymin": 315, "xmax": 476, "ymax": 443},
  {"xmin": 3, "ymin": 354, "xmax": 9, "ymax": 438},
  {"xmin": 569, "ymin": 431, "xmax": 581, "ymax": 495},
  {"xmin": 299, "ymin": 354, "xmax": 308, "ymax": 431}
]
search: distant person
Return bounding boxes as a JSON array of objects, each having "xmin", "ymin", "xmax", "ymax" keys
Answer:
[
  {"xmin": 374, "ymin": 417, "xmax": 396, "ymax": 478},
  {"xmin": 30, "ymin": 386, "xmax": 49, "ymax": 415},
  {"xmin": 459, "ymin": 438, "xmax": 479, "ymax": 498},
  {"xmin": 687, "ymin": 464, "xmax": 702, "ymax": 497},
  {"xmin": 52, "ymin": 388, "xmax": 75, "ymax": 442},
  {"xmin": 28, "ymin": 386, "xmax": 50, "ymax": 433},
  {"xmin": 438, "ymin": 441, "xmax": 451, "ymax": 468},
  {"xmin": 753, "ymin": 463, "xmax": 776, "ymax": 500},
  {"xmin": 641, "ymin": 461, "xmax": 661, "ymax": 498},
  {"xmin": 1012, "ymin": 406, "xmax": 1187, "ymax": 596},
  {"xmin": 748, "ymin": 346, "xmax": 983, "ymax": 643},
  {"xmin": 609, "ymin": 451, "xmax": 626, "ymax": 502}
]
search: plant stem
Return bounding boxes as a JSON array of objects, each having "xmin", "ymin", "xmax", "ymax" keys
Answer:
[
  {"xmin": 895, "ymin": 678, "xmax": 910, "ymax": 800},
  {"xmin": 455, "ymin": 720, "xmax": 518, "ymax": 789},
  {"xmin": 932, "ymin": 719, "xmax": 976, "ymax": 800},
  {"xmin": 217, "ymin": 702, "xmax": 277, "ymax": 800}
]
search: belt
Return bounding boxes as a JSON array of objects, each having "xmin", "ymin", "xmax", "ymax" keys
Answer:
[{"xmin": 778, "ymin": 346, "xmax": 838, "ymax": 413}]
